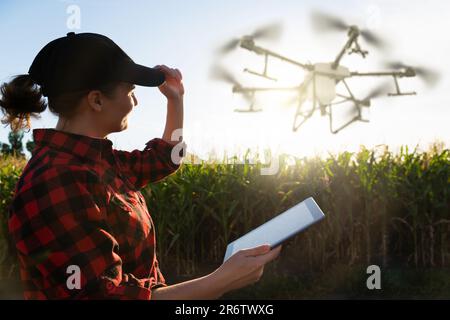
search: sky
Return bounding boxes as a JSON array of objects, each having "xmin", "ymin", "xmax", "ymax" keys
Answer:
[{"xmin": 0, "ymin": 0, "xmax": 449, "ymax": 160}]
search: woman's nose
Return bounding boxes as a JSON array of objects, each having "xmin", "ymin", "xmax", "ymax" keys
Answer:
[{"xmin": 132, "ymin": 93, "xmax": 138, "ymax": 107}]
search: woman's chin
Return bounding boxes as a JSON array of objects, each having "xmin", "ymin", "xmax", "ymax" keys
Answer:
[{"xmin": 110, "ymin": 120, "xmax": 128, "ymax": 133}]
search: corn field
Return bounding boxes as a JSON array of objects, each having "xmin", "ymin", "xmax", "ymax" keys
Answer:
[
  {"xmin": 144, "ymin": 144, "xmax": 450, "ymax": 278},
  {"xmin": 0, "ymin": 155, "xmax": 27, "ymax": 280},
  {"xmin": 0, "ymin": 144, "xmax": 449, "ymax": 297}
]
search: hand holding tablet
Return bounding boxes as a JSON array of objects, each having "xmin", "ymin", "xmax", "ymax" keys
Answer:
[{"xmin": 223, "ymin": 197, "xmax": 326, "ymax": 262}]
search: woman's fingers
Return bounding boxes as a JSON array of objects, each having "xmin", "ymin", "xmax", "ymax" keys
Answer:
[
  {"xmin": 154, "ymin": 65, "xmax": 182, "ymax": 81},
  {"xmin": 237, "ymin": 244, "xmax": 281, "ymax": 267},
  {"xmin": 254, "ymin": 245, "xmax": 282, "ymax": 265},
  {"xmin": 175, "ymin": 68, "xmax": 182, "ymax": 80},
  {"xmin": 216, "ymin": 244, "xmax": 282, "ymax": 295},
  {"xmin": 240, "ymin": 244, "xmax": 271, "ymax": 257}
]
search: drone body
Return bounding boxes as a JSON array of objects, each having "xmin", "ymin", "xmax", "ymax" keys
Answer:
[
  {"xmin": 308, "ymin": 63, "xmax": 350, "ymax": 105},
  {"xmin": 212, "ymin": 12, "xmax": 438, "ymax": 133}
]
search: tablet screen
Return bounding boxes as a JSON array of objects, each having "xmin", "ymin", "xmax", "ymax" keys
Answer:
[{"xmin": 223, "ymin": 197, "xmax": 325, "ymax": 262}]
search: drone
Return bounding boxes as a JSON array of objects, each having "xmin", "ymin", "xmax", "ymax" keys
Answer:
[{"xmin": 211, "ymin": 12, "xmax": 439, "ymax": 133}]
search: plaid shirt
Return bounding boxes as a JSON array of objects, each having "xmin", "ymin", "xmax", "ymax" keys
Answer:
[{"xmin": 8, "ymin": 128, "xmax": 185, "ymax": 299}]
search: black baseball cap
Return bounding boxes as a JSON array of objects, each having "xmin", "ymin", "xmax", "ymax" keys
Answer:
[{"xmin": 28, "ymin": 32, "xmax": 165, "ymax": 97}]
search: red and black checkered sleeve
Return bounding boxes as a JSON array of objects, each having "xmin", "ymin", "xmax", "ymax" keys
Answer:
[
  {"xmin": 112, "ymin": 138, "xmax": 186, "ymax": 190},
  {"xmin": 8, "ymin": 166, "xmax": 161, "ymax": 300}
]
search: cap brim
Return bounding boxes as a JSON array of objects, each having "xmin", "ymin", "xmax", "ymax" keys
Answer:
[{"xmin": 118, "ymin": 62, "xmax": 165, "ymax": 87}]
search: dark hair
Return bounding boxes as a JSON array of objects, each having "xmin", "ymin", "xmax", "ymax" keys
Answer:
[
  {"xmin": 0, "ymin": 75, "xmax": 45, "ymax": 132},
  {"xmin": 0, "ymin": 74, "xmax": 120, "ymax": 133}
]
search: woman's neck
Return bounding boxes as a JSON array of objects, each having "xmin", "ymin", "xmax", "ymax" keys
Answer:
[{"xmin": 55, "ymin": 117, "xmax": 108, "ymax": 139}]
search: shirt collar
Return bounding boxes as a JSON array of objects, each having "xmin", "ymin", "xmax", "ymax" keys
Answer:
[{"xmin": 33, "ymin": 128, "xmax": 113, "ymax": 163}]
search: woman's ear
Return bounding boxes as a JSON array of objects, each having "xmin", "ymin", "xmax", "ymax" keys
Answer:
[{"xmin": 87, "ymin": 90, "xmax": 103, "ymax": 112}]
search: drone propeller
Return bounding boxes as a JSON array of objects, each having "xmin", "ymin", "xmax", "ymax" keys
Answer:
[
  {"xmin": 363, "ymin": 82, "xmax": 392, "ymax": 102},
  {"xmin": 219, "ymin": 39, "xmax": 241, "ymax": 55},
  {"xmin": 311, "ymin": 11, "xmax": 386, "ymax": 49},
  {"xmin": 217, "ymin": 23, "xmax": 282, "ymax": 55},
  {"xmin": 385, "ymin": 61, "xmax": 440, "ymax": 87},
  {"xmin": 251, "ymin": 23, "xmax": 283, "ymax": 41},
  {"xmin": 311, "ymin": 11, "xmax": 348, "ymax": 32},
  {"xmin": 209, "ymin": 64, "xmax": 253, "ymax": 103},
  {"xmin": 344, "ymin": 82, "xmax": 391, "ymax": 118},
  {"xmin": 359, "ymin": 30, "xmax": 385, "ymax": 49},
  {"xmin": 210, "ymin": 64, "xmax": 239, "ymax": 85}
]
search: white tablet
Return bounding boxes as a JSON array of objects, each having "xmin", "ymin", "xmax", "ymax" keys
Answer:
[{"xmin": 223, "ymin": 197, "xmax": 325, "ymax": 262}]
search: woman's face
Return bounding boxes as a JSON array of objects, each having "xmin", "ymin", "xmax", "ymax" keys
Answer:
[{"xmin": 101, "ymin": 82, "xmax": 138, "ymax": 133}]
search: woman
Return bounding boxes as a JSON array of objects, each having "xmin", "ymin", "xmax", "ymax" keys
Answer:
[{"xmin": 0, "ymin": 32, "xmax": 281, "ymax": 300}]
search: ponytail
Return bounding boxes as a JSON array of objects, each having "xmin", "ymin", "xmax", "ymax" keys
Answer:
[{"xmin": 0, "ymin": 74, "xmax": 47, "ymax": 132}]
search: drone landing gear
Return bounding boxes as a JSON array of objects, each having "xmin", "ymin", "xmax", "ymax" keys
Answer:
[
  {"xmin": 329, "ymin": 112, "xmax": 369, "ymax": 134},
  {"xmin": 234, "ymin": 107, "xmax": 262, "ymax": 112},
  {"xmin": 292, "ymin": 97, "xmax": 314, "ymax": 132},
  {"xmin": 243, "ymin": 53, "xmax": 277, "ymax": 81},
  {"xmin": 234, "ymin": 91, "xmax": 262, "ymax": 112},
  {"xmin": 328, "ymin": 79, "xmax": 369, "ymax": 134},
  {"xmin": 388, "ymin": 75, "xmax": 416, "ymax": 96}
]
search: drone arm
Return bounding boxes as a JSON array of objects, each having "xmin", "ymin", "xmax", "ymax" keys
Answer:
[
  {"xmin": 349, "ymin": 71, "xmax": 409, "ymax": 77},
  {"xmin": 232, "ymin": 86, "xmax": 302, "ymax": 93},
  {"xmin": 349, "ymin": 71, "xmax": 417, "ymax": 96},
  {"xmin": 332, "ymin": 32, "xmax": 358, "ymax": 69},
  {"xmin": 246, "ymin": 44, "xmax": 312, "ymax": 71}
]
